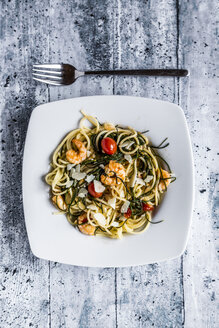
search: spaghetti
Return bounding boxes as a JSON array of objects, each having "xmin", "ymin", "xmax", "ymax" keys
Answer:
[{"xmin": 45, "ymin": 111, "xmax": 175, "ymax": 239}]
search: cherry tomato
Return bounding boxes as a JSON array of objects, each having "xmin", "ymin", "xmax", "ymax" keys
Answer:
[
  {"xmin": 142, "ymin": 202, "xmax": 154, "ymax": 212},
  {"xmin": 88, "ymin": 182, "xmax": 103, "ymax": 198},
  {"xmin": 124, "ymin": 207, "xmax": 132, "ymax": 218},
  {"xmin": 101, "ymin": 137, "xmax": 117, "ymax": 155},
  {"xmin": 81, "ymin": 217, "xmax": 88, "ymax": 224}
]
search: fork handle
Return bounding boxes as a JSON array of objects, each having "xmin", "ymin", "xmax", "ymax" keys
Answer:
[{"xmin": 84, "ymin": 69, "xmax": 189, "ymax": 77}]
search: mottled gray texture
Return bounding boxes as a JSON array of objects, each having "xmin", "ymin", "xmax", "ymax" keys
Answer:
[{"xmin": 0, "ymin": 0, "xmax": 218, "ymax": 328}]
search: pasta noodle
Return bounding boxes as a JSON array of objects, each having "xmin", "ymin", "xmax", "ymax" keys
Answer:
[{"xmin": 45, "ymin": 111, "xmax": 175, "ymax": 239}]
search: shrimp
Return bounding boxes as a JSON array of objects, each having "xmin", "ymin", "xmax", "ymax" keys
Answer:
[
  {"xmin": 78, "ymin": 213, "xmax": 95, "ymax": 236},
  {"xmin": 159, "ymin": 169, "xmax": 171, "ymax": 191},
  {"xmin": 52, "ymin": 195, "xmax": 67, "ymax": 211},
  {"xmin": 101, "ymin": 160, "xmax": 126, "ymax": 186},
  {"xmin": 66, "ymin": 139, "xmax": 87, "ymax": 164}
]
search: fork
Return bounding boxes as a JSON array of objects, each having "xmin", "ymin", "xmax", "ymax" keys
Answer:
[{"xmin": 32, "ymin": 64, "xmax": 189, "ymax": 86}]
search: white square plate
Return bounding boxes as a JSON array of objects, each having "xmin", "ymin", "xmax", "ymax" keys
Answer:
[{"xmin": 22, "ymin": 96, "xmax": 194, "ymax": 267}]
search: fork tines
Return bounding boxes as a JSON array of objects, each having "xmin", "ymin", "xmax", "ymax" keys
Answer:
[
  {"xmin": 32, "ymin": 64, "xmax": 63, "ymax": 85},
  {"xmin": 33, "ymin": 64, "xmax": 62, "ymax": 69}
]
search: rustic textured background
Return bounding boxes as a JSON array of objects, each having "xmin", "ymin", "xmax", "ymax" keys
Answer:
[{"xmin": 0, "ymin": 0, "xmax": 218, "ymax": 327}]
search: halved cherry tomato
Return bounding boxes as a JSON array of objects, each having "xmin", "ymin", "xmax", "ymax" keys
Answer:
[
  {"xmin": 124, "ymin": 207, "xmax": 132, "ymax": 218},
  {"xmin": 88, "ymin": 182, "xmax": 103, "ymax": 198},
  {"xmin": 142, "ymin": 202, "xmax": 154, "ymax": 211},
  {"xmin": 101, "ymin": 137, "xmax": 117, "ymax": 155},
  {"xmin": 81, "ymin": 217, "xmax": 88, "ymax": 224}
]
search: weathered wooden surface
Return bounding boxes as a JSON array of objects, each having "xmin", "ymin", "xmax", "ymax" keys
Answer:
[
  {"xmin": 0, "ymin": 1, "xmax": 218, "ymax": 327},
  {"xmin": 179, "ymin": 1, "xmax": 219, "ymax": 327}
]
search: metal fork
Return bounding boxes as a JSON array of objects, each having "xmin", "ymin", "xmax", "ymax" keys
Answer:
[{"xmin": 32, "ymin": 64, "xmax": 189, "ymax": 86}]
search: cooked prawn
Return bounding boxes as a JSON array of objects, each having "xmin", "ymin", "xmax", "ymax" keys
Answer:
[
  {"xmin": 52, "ymin": 195, "xmax": 67, "ymax": 211},
  {"xmin": 101, "ymin": 160, "xmax": 126, "ymax": 186},
  {"xmin": 78, "ymin": 213, "xmax": 95, "ymax": 236},
  {"xmin": 159, "ymin": 169, "xmax": 171, "ymax": 191},
  {"xmin": 66, "ymin": 139, "xmax": 87, "ymax": 164}
]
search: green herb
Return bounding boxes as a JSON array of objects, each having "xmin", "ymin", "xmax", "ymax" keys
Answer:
[
  {"xmin": 145, "ymin": 216, "xmax": 163, "ymax": 224},
  {"xmin": 130, "ymin": 198, "xmax": 144, "ymax": 216},
  {"xmin": 170, "ymin": 177, "xmax": 176, "ymax": 183},
  {"xmin": 154, "ymin": 154, "xmax": 171, "ymax": 172},
  {"xmin": 67, "ymin": 181, "xmax": 80, "ymax": 210},
  {"xmin": 90, "ymin": 134, "xmax": 99, "ymax": 152},
  {"xmin": 94, "ymin": 226, "xmax": 106, "ymax": 234},
  {"xmin": 151, "ymin": 137, "xmax": 169, "ymax": 149},
  {"xmin": 141, "ymin": 130, "xmax": 149, "ymax": 134},
  {"xmin": 99, "ymin": 152, "xmax": 124, "ymax": 164},
  {"xmin": 119, "ymin": 218, "xmax": 128, "ymax": 228}
]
